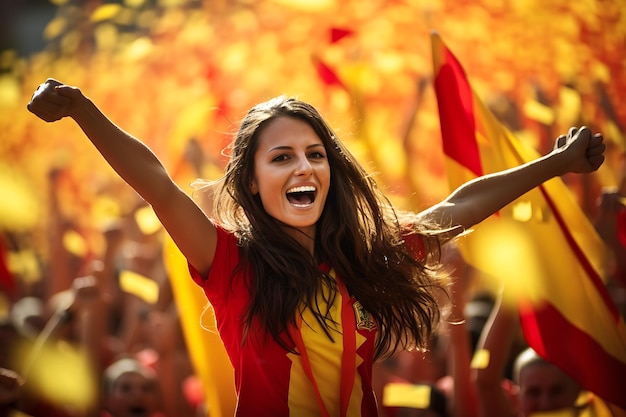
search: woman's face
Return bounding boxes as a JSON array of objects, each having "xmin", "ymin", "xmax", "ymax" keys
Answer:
[{"xmin": 250, "ymin": 116, "xmax": 331, "ymax": 240}]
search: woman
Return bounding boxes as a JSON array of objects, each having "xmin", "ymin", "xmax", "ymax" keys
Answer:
[{"xmin": 27, "ymin": 79, "xmax": 605, "ymax": 416}]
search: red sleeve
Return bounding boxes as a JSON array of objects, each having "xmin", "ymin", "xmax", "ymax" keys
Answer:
[{"xmin": 187, "ymin": 224, "xmax": 242, "ymax": 309}]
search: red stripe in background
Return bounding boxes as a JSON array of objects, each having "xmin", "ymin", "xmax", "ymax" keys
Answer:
[
  {"xmin": 314, "ymin": 57, "xmax": 346, "ymax": 89},
  {"xmin": 0, "ymin": 238, "xmax": 16, "ymax": 295},
  {"xmin": 538, "ymin": 185, "xmax": 621, "ymax": 320},
  {"xmin": 433, "ymin": 44, "xmax": 483, "ymax": 177},
  {"xmin": 520, "ymin": 301, "xmax": 626, "ymax": 409},
  {"xmin": 330, "ymin": 27, "xmax": 354, "ymax": 43},
  {"xmin": 527, "ymin": 186, "xmax": 626, "ymax": 411}
]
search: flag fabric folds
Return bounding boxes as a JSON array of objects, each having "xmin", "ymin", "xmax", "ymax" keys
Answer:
[{"xmin": 431, "ymin": 32, "xmax": 626, "ymax": 410}]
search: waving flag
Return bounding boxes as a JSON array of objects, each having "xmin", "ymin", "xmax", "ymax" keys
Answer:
[{"xmin": 431, "ymin": 32, "xmax": 626, "ymax": 410}]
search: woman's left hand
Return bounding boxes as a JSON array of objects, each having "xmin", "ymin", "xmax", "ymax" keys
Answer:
[{"xmin": 554, "ymin": 126, "xmax": 605, "ymax": 175}]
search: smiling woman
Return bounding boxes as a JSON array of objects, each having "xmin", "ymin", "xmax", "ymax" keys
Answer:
[
  {"xmin": 248, "ymin": 115, "xmax": 331, "ymax": 243},
  {"xmin": 26, "ymin": 79, "xmax": 605, "ymax": 417}
]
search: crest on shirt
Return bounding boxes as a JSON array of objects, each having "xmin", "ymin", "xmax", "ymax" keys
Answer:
[{"xmin": 352, "ymin": 301, "xmax": 376, "ymax": 331}]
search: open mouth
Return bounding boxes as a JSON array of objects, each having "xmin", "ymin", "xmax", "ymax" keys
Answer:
[{"xmin": 286, "ymin": 185, "xmax": 317, "ymax": 207}]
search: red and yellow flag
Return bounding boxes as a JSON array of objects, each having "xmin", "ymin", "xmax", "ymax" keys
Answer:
[{"xmin": 431, "ymin": 32, "xmax": 626, "ymax": 410}]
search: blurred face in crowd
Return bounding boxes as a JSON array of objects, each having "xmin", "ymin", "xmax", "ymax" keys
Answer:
[
  {"xmin": 105, "ymin": 371, "xmax": 158, "ymax": 417},
  {"xmin": 517, "ymin": 362, "xmax": 580, "ymax": 417}
]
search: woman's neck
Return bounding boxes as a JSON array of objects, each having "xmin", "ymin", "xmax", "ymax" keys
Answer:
[{"xmin": 283, "ymin": 225, "xmax": 316, "ymax": 256}]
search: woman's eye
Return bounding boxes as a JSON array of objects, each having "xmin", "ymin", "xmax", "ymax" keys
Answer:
[
  {"xmin": 272, "ymin": 154, "xmax": 288, "ymax": 162},
  {"xmin": 309, "ymin": 152, "xmax": 325, "ymax": 159}
]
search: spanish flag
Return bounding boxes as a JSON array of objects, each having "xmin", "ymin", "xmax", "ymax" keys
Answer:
[{"xmin": 431, "ymin": 32, "xmax": 626, "ymax": 411}]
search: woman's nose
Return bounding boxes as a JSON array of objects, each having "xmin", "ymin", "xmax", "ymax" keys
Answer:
[{"xmin": 294, "ymin": 156, "xmax": 313, "ymax": 175}]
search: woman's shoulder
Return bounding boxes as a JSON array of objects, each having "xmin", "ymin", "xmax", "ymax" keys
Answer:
[{"xmin": 212, "ymin": 221, "xmax": 247, "ymax": 250}]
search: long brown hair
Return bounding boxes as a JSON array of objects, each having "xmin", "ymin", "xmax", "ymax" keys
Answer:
[{"xmin": 210, "ymin": 96, "xmax": 444, "ymax": 359}]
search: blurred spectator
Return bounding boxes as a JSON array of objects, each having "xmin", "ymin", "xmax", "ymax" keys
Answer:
[
  {"xmin": 512, "ymin": 348, "xmax": 580, "ymax": 417},
  {"xmin": 101, "ymin": 357, "xmax": 161, "ymax": 417}
]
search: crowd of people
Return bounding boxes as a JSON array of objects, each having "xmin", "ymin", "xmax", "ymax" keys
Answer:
[{"xmin": 0, "ymin": 77, "xmax": 623, "ymax": 417}]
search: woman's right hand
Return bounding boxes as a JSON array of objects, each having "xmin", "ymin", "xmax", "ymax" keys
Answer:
[{"xmin": 27, "ymin": 78, "xmax": 82, "ymax": 122}]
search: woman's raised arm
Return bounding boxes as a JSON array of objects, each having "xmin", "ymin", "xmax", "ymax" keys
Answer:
[
  {"xmin": 418, "ymin": 126, "xmax": 605, "ymax": 232},
  {"xmin": 27, "ymin": 79, "xmax": 217, "ymax": 277}
]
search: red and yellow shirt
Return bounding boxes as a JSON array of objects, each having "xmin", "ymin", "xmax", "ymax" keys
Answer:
[{"xmin": 188, "ymin": 225, "xmax": 379, "ymax": 417}]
